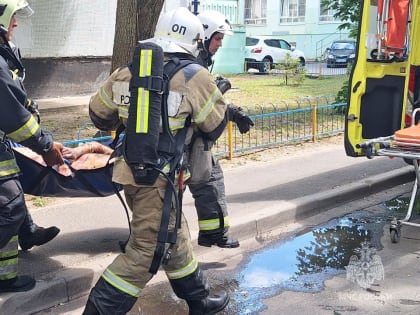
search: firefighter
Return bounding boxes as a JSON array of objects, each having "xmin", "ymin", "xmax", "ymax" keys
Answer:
[
  {"xmin": 0, "ymin": 0, "xmax": 64, "ymax": 293},
  {"xmin": 83, "ymin": 7, "xmax": 229, "ymax": 314},
  {"xmin": 190, "ymin": 10, "xmax": 254, "ymax": 248}
]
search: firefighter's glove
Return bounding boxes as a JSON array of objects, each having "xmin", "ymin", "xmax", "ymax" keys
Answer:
[
  {"xmin": 42, "ymin": 142, "xmax": 64, "ymax": 166},
  {"xmin": 26, "ymin": 99, "xmax": 41, "ymax": 123},
  {"xmin": 215, "ymin": 76, "xmax": 231, "ymax": 94},
  {"xmin": 228, "ymin": 104, "xmax": 254, "ymax": 134}
]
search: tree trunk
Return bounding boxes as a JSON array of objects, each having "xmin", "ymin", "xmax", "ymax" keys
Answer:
[{"xmin": 111, "ymin": 0, "xmax": 165, "ymax": 72}]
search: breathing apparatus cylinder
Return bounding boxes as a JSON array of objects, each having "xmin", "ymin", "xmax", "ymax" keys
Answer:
[{"xmin": 123, "ymin": 41, "xmax": 165, "ymax": 185}]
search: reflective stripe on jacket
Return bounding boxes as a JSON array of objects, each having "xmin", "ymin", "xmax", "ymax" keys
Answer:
[{"xmin": 0, "ymin": 50, "xmax": 54, "ymax": 179}]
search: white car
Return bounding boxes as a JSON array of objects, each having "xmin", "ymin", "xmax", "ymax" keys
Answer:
[{"xmin": 245, "ymin": 36, "xmax": 306, "ymax": 72}]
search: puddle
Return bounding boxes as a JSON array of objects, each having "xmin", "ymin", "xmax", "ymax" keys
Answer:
[
  {"xmin": 385, "ymin": 195, "xmax": 420, "ymax": 219},
  {"xmin": 231, "ymin": 210, "xmax": 388, "ymax": 315},
  {"xmin": 136, "ymin": 197, "xmax": 411, "ymax": 314}
]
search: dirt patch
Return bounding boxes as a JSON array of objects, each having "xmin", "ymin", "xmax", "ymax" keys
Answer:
[{"xmin": 39, "ymin": 105, "xmax": 99, "ymax": 143}]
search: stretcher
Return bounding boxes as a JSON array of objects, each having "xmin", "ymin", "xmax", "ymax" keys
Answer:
[
  {"xmin": 11, "ymin": 137, "xmax": 121, "ymax": 198},
  {"xmin": 373, "ymin": 0, "xmax": 411, "ymax": 61},
  {"xmin": 357, "ymin": 108, "xmax": 420, "ymax": 243}
]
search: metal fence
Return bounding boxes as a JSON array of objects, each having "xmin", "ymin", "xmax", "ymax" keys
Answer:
[
  {"xmin": 213, "ymin": 96, "xmax": 347, "ymax": 159},
  {"xmin": 68, "ymin": 95, "xmax": 348, "ymax": 160}
]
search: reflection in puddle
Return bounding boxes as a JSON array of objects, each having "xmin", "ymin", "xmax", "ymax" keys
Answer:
[
  {"xmin": 233, "ymin": 211, "xmax": 387, "ymax": 314},
  {"xmin": 385, "ymin": 195, "xmax": 420, "ymax": 218}
]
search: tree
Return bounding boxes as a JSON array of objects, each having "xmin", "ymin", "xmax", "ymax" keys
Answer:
[
  {"xmin": 320, "ymin": 0, "xmax": 361, "ymax": 38},
  {"xmin": 111, "ymin": 0, "xmax": 165, "ymax": 72}
]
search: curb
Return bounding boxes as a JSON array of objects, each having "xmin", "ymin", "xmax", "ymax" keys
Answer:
[
  {"xmin": 0, "ymin": 166, "xmax": 414, "ymax": 314},
  {"xmin": 227, "ymin": 165, "xmax": 414, "ymax": 246}
]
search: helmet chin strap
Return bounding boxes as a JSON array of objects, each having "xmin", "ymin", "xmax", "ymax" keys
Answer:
[{"xmin": 0, "ymin": 31, "xmax": 26, "ymax": 79}]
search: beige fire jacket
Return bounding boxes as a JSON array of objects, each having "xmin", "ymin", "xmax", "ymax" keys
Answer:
[{"xmin": 89, "ymin": 55, "xmax": 228, "ymax": 186}]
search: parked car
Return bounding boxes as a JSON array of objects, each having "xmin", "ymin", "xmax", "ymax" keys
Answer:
[
  {"xmin": 325, "ymin": 40, "xmax": 356, "ymax": 68},
  {"xmin": 245, "ymin": 36, "xmax": 306, "ymax": 73}
]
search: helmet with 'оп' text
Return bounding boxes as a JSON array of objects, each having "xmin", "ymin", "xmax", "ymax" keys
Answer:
[{"xmin": 152, "ymin": 7, "xmax": 204, "ymax": 57}]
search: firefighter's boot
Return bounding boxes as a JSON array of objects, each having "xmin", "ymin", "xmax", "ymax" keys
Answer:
[
  {"xmin": 198, "ymin": 229, "xmax": 239, "ymax": 248},
  {"xmin": 170, "ymin": 267, "xmax": 229, "ymax": 315},
  {"xmin": 82, "ymin": 277, "xmax": 137, "ymax": 315},
  {"xmin": 82, "ymin": 299, "xmax": 100, "ymax": 315},
  {"xmin": 18, "ymin": 213, "xmax": 60, "ymax": 250},
  {"xmin": 0, "ymin": 275, "xmax": 35, "ymax": 293}
]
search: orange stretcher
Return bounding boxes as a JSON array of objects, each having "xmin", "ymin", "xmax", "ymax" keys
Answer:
[
  {"xmin": 357, "ymin": 108, "xmax": 420, "ymax": 243},
  {"xmin": 375, "ymin": 0, "xmax": 411, "ymax": 60}
]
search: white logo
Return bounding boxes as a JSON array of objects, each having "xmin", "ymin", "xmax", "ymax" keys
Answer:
[
  {"xmin": 345, "ymin": 241, "xmax": 384, "ymax": 289},
  {"xmin": 112, "ymin": 81, "xmax": 130, "ymax": 105}
]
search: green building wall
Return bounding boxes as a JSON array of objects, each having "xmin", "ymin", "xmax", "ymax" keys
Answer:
[{"xmin": 211, "ymin": 25, "xmax": 246, "ymax": 74}]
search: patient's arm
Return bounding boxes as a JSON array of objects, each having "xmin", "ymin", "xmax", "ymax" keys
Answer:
[{"xmin": 62, "ymin": 141, "xmax": 114, "ymax": 160}]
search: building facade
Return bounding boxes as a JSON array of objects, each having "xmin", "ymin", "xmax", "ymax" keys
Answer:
[{"xmin": 15, "ymin": 0, "xmax": 349, "ymax": 98}]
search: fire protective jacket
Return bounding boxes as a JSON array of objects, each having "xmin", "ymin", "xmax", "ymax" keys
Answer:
[
  {"xmin": 0, "ymin": 46, "xmax": 53, "ymax": 180},
  {"xmin": 89, "ymin": 54, "xmax": 229, "ymax": 186}
]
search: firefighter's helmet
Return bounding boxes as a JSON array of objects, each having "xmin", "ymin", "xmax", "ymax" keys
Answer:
[
  {"xmin": 153, "ymin": 7, "xmax": 204, "ymax": 57},
  {"xmin": 197, "ymin": 10, "xmax": 233, "ymax": 41},
  {"xmin": 0, "ymin": 0, "xmax": 33, "ymax": 30}
]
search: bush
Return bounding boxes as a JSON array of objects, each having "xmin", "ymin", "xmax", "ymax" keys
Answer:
[{"xmin": 273, "ymin": 53, "xmax": 306, "ymax": 86}]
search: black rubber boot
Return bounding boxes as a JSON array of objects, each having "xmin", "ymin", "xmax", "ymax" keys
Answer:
[
  {"xmin": 186, "ymin": 290, "xmax": 229, "ymax": 315},
  {"xmin": 198, "ymin": 229, "xmax": 239, "ymax": 248},
  {"xmin": 82, "ymin": 277, "xmax": 137, "ymax": 315},
  {"xmin": 82, "ymin": 299, "xmax": 100, "ymax": 315},
  {"xmin": 170, "ymin": 268, "xmax": 229, "ymax": 315},
  {"xmin": 0, "ymin": 275, "xmax": 36, "ymax": 293},
  {"xmin": 19, "ymin": 226, "xmax": 60, "ymax": 251},
  {"xmin": 18, "ymin": 212, "xmax": 60, "ymax": 251}
]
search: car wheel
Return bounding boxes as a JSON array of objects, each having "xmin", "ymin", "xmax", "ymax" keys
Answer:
[
  {"xmin": 299, "ymin": 58, "xmax": 305, "ymax": 67},
  {"xmin": 260, "ymin": 57, "xmax": 272, "ymax": 73},
  {"xmin": 370, "ymin": 49, "xmax": 378, "ymax": 60}
]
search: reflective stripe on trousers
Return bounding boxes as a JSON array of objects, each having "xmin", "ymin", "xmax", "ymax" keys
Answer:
[
  {"xmin": 198, "ymin": 216, "xmax": 230, "ymax": 231},
  {"xmin": 102, "ymin": 268, "xmax": 142, "ymax": 298},
  {"xmin": 0, "ymin": 235, "xmax": 18, "ymax": 281}
]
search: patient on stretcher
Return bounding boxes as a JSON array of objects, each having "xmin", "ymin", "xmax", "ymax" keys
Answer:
[{"xmin": 13, "ymin": 141, "xmax": 114, "ymax": 177}]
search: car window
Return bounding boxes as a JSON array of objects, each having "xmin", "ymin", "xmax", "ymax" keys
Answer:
[
  {"xmin": 264, "ymin": 39, "xmax": 280, "ymax": 48},
  {"xmin": 279, "ymin": 40, "xmax": 291, "ymax": 50},
  {"xmin": 332, "ymin": 42, "xmax": 355, "ymax": 50},
  {"xmin": 246, "ymin": 37, "xmax": 259, "ymax": 46}
]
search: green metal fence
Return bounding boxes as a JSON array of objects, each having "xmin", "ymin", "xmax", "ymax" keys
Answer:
[
  {"xmin": 214, "ymin": 96, "xmax": 347, "ymax": 158},
  {"xmin": 69, "ymin": 96, "xmax": 347, "ymax": 160}
]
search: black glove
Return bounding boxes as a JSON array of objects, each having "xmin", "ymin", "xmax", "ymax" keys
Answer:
[
  {"xmin": 228, "ymin": 104, "xmax": 254, "ymax": 134},
  {"xmin": 215, "ymin": 76, "xmax": 231, "ymax": 94},
  {"xmin": 26, "ymin": 98, "xmax": 41, "ymax": 123},
  {"xmin": 41, "ymin": 142, "xmax": 64, "ymax": 166}
]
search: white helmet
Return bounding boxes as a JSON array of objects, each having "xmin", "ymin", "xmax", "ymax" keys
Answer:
[
  {"xmin": 153, "ymin": 7, "xmax": 204, "ymax": 57},
  {"xmin": 0, "ymin": 0, "xmax": 33, "ymax": 29},
  {"xmin": 197, "ymin": 10, "xmax": 233, "ymax": 41}
]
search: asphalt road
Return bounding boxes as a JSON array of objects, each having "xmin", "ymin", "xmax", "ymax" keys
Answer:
[{"xmin": 1, "ymin": 138, "xmax": 416, "ymax": 314}]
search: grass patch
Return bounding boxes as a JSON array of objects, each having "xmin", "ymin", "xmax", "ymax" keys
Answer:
[{"xmin": 223, "ymin": 73, "xmax": 347, "ymax": 109}]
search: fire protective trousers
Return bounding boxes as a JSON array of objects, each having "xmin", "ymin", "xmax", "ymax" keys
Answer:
[
  {"xmin": 0, "ymin": 178, "xmax": 26, "ymax": 282},
  {"xmin": 188, "ymin": 143, "xmax": 230, "ymax": 234},
  {"xmin": 101, "ymin": 177, "xmax": 195, "ymax": 292}
]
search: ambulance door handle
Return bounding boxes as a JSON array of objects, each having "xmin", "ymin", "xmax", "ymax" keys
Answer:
[{"xmin": 352, "ymin": 81, "xmax": 361, "ymax": 93}]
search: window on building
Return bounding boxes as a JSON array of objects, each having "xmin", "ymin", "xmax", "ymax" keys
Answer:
[
  {"xmin": 244, "ymin": 0, "xmax": 267, "ymax": 25},
  {"xmin": 319, "ymin": 1, "xmax": 340, "ymax": 22},
  {"xmin": 280, "ymin": 0, "xmax": 306, "ymax": 23}
]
